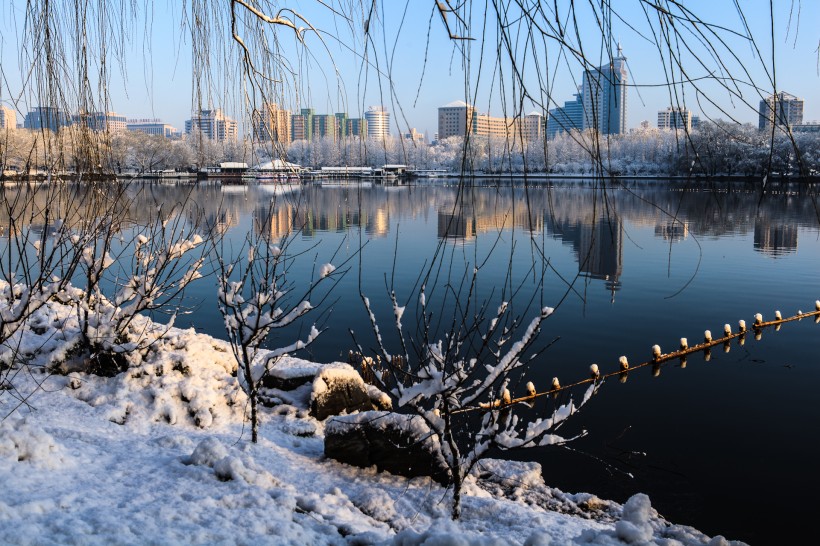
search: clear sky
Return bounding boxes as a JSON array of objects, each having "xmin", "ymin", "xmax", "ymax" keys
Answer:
[{"xmin": 1, "ymin": 1, "xmax": 819, "ymax": 136}]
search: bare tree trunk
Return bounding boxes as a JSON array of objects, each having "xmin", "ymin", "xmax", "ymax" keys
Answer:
[{"xmin": 250, "ymin": 387, "xmax": 258, "ymax": 443}]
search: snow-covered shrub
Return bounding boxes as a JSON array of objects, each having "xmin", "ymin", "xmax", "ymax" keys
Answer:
[
  {"xmin": 214, "ymin": 197, "xmax": 345, "ymax": 442},
  {"xmin": 0, "ymin": 183, "xmax": 113, "ymax": 410},
  {"xmin": 359, "ymin": 281, "xmax": 596, "ymax": 519},
  {"xmin": 66, "ymin": 192, "xmax": 207, "ymax": 376}
]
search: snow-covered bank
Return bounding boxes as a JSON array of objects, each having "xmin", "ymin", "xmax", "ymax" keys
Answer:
[{"xmin": 0, "ymin": 302, "xmax": 747, "ymax": 545}]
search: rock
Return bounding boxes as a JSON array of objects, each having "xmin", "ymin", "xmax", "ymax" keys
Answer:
[
  {"xmin": 325, "ymin": 411, "xmax": 450, "ymax": 485},
  {"xmin": 310, "ymin": 367, "xmax": 373, "ymax": 420}
]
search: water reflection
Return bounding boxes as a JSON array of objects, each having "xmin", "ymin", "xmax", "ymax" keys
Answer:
[
  {"xmin": 754, "ymin": 220, "xmax": 798, "ymax": 256},
  {"xmin": 546, "ymin": 214, "xmax": 624, "ymax": 298},
  {"xmin": 4, "ymin": 181, "xmax": 819, "ymax": 278}
]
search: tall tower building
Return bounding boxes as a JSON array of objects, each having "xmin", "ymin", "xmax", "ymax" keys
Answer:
[
  {"xmin": 582, "ymin": 45, "xmax": 628, "ymax": 135},
  {"xmin": 290, "ymin": 108, "xmax": 314, "ymax": 142},
  {"xmin": 185, "ymin": 109, "xmax": 238, "ymax": 143},
  {"xmin": 312, "ymin": 114, "xmax": 337, "ymax": 140},
  {"xmin": 657, "ymin": 107, "xmax": 692, "ymax": 131},
  {"xmin": 365, "ymin": 106, "xmax": 390, "ymax": 139},
  {"xmin": 758, "ymin": 92, "xmax": 803, "ymax": 131}
]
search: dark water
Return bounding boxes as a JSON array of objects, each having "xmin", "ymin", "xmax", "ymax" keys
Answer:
[
  {"xmin": 9, "ymin": 179, "xmax": 820, "ymax": 544},
  {"xmin": 175, "ymin": 179, "xmax": 819, "ymax": 545}
]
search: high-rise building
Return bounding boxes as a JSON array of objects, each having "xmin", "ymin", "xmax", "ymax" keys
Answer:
[
  {"xmin": 127, "ymin": 119, "xmax": 180, "ymax": 139},
  {"xmin": 657, "ymin": 107, "xmax": 692, "ymax": 131},
  {"xmin": 365, "ymin": 106, "xmax": 390, "ymax": 139},
  {"xmin": 347, "ymin": 118, "xmax": 367, "ymax": 138},
  {"xmin": 438, "ymin": 101, "xmax": 473, "ymax": 140},
  {"xmin": 0, "ymin": 105, "xmax": 17, "ymax": 130},
  {"xmin": 547, "ymin": 94, "xmax": 583, "ymax": 139},
  {"xmin": 335, "ymin": 113, "xmax": 348, "ymax": 139},
  {"xmin": 758, "ymin": 92, "xmax": 803, "ymax": 131},
  {"xmin": 185, "ymin": 109, "xmax": 238, "ymax": 142},
  {"xmin": 581, "ymin": 45, "xmax": 628, "ymax": 135},
  {"xmin": 74, "ymin": 112, "xmax": 128, "ymax": 132},
  {"xmin": 312, "ymin": 114, "xmax": 337, "ymax": 140},
  {"xmin": 252, "ymin": 103, "xmax": 291, "ymax": 146},
  {"xmin": 23, "ymin": 106, "xmax": 72, "ymax": 131},
  {"xmin": 290, "ymin": 108, "xmax": 314, "ymax": 142}
]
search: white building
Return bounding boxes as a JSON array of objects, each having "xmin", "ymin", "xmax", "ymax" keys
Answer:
[
  {"xmin": 364, "ymin": 106, "xmax": 390, "ymax": 140},
  {"xmin": 128, "ymin": 119, "xmax": 180, "ymax": 139},
  {"xmin": 657, "ymin": 107, "xmax": 692, "ymax": 132},
  {"xmin": 758, "ymin": 92, "xmax": 804, "ymax": 131},
  {"xmin": 185, "ymin": 109, "xmax": 238, "ymax": 143}
]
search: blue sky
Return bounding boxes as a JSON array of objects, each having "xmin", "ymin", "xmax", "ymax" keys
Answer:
[{"xmin": 1, "ymin": 1, "xmax": 819, "ymax": 136}]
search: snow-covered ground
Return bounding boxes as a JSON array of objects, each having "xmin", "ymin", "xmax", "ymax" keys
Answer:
[{"xmin": 0, "ymin": 302, "xmax": 747, "ymax": 545}]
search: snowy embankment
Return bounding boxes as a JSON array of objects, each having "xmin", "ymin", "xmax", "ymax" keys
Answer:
[{"xmin": 0, "ymin": 300, "xmax": 746, "ymax": 545}]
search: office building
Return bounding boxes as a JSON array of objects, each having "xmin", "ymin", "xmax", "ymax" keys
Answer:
[
  {"xmin": 185, "ymin": 109, "xmax": 238, "ymax": 143},
  {"xmin": 547, "ymin": 94, "xmax": 584, "ymax": 139},
  {"xmin": 657, "ymin": 107, "xmax": 692, "ymax": 131},
  {"xmin": 520, "ymin": 112, "xmax": 545, "ymax": 142},
  {"xmin": 347, "ymin": 118, "xmax": 367, "ymax": 138},
  {"xmin": 127, "ymin": 119, "xmax": 180, "ymax": 139},
  {"xmin": 793, "ymin": 122, "xmax": 820, "ymax": 134},
  {"xmin": 581, "ymin": 45, "xmax": 628, "ymax": 135},
  {"xmin": 74, "ymin": 111, "xmax": 128, "ymax": 132},
  {"xmin": 23, "ymin": 106, "xmax": 71, "ymax": 131},
  {"xmin": 365, "ymin": 106, "xmax": 390, "ymax": 139},
  {"xmin": 759, "ymin": 92, "xmax": 803, "ymax": 131},
  {"xmin": 437, "ymin": 101, "xmax": 520, "ymax": 140}
]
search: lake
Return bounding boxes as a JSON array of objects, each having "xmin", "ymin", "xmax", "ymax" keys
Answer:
[{"xmin": 7, "ymin": 179, "xmax": 820, "ymax": 544}]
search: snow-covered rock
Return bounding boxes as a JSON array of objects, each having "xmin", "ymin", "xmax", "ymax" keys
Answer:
[
  {"xmin": 310, "ymin": 365, "xmax": 374, "ymax": 420},
  {"xmin": 325, "ymin": 411, "xmax": 451, "ymax": 484}
]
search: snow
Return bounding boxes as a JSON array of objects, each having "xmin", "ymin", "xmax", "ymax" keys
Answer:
[
  {"xmin": 319, "ymin": 263, "xmax": 336, "ymax": 278},
  {"xmin": 0, "ymin": 299, "xmax": 749, "ymax": 545}
]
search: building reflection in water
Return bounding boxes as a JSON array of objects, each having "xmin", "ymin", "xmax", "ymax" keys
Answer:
[
  {"xmin": 754, "ymin": 220, "xmax": 798, "ymax": 256},
  {"xmin": 254, "ymin": 205, "xmax": 294, "ymax": 240},
  {"xmin": 654, "ymin": 221, "xmax": 689, "ymax": 242},
  {"xmin": 436, "ymin": 202, "xmax": 544, "ymax": 241},
  {"xmin": 437, "ymin": 208, "xmax": 474, "ymax": 240},
  {"xmin": 548, "ymin": 215, "xmax": 624, "ymax": 301}
]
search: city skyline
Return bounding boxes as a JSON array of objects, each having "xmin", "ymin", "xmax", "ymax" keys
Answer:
[{"xmin": 2, "ymin": 2, "xmax": 819, "ymax": 137}]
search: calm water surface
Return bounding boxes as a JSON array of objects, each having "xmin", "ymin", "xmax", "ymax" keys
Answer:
[
  {"xmin": 176, "ymin": 179, "xmax": 819, "ymax": 545},
  {"xmin": 14, "ymin": 180, "xmax": 820, "ymax": 544}
]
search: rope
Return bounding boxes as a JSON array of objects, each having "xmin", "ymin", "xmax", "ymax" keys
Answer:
[{"xmin": 453, "ymin": 304, "xmax": 820, "ymax": 414}]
